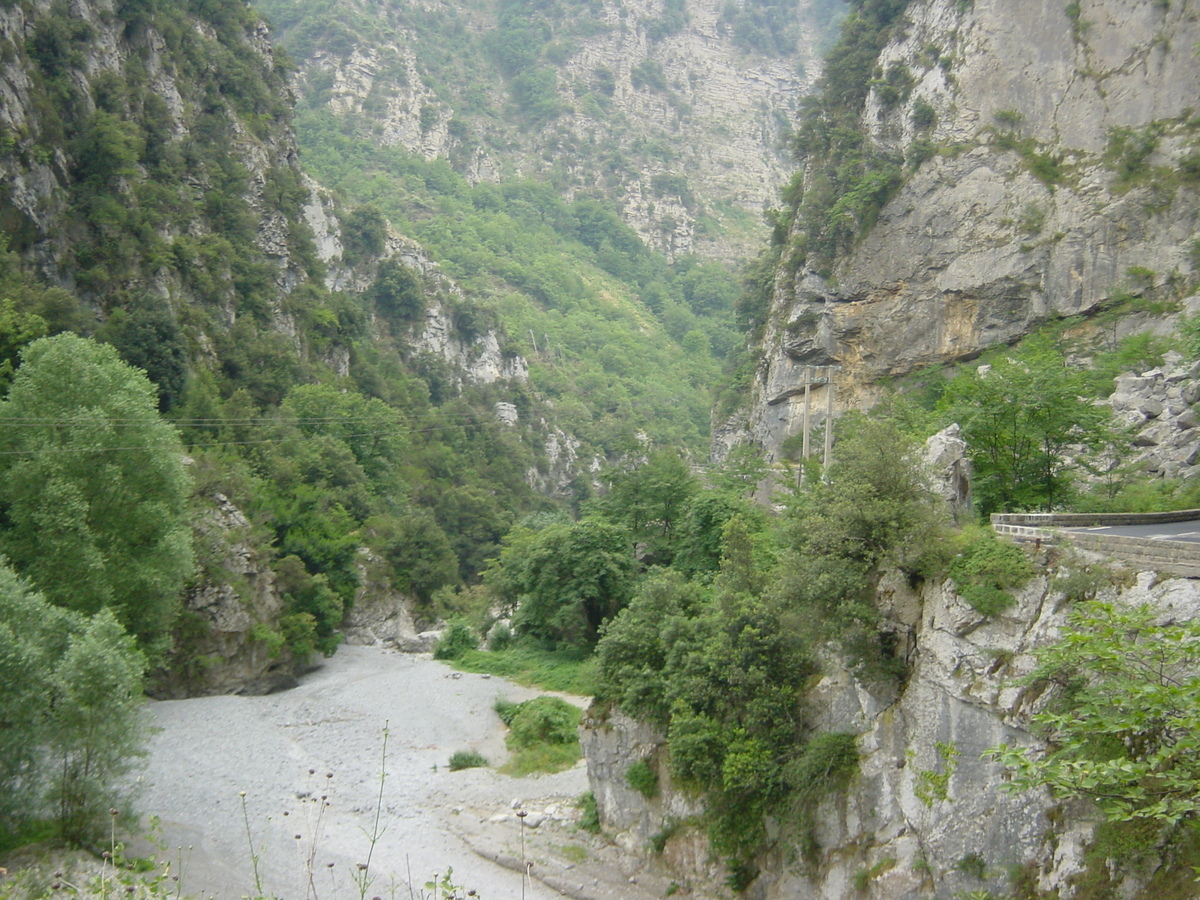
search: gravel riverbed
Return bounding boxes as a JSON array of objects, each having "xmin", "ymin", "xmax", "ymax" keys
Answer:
[{"xmin": 139, "ymin": 645, "xmax": 667, "ymax": 900}]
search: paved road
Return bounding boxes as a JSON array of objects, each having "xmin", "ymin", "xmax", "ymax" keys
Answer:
[{"xmin": 1061, "ymin": 520, "xmax": 1200, "ymax": 543}]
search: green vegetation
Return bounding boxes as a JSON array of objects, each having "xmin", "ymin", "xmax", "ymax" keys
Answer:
[
  {"xmin": 449, "ymin": 644, "xmax": 600, "ymax": 695},
  {"xmin": 576, "ymin": 792, "xmax": 600, "ymax": 833},
  {"xmin": 781, "ymin": 0, "xmax": 912, "ymax": 277},
  {"xmin": 940, "ymin": 336, "xmax": 1110, "ymax": 516},
  {"xmin": 494, "ymin": 696, "xmax": 583, "ymax": 775},
  {"xmin": 914, "ymin": 741, "xmax": 958, "ymax": 807},
  {"xmin": 0, "ymin": 560, "xmax": 147, "ymax": 846},
  {"xmin": 588, "ymin": 418, "xmax": 946, "ymax": 881},
  {"xmin": 292, "ymin": 112, "xmax": 735, "ymax": 456},
  {"xmin": 625, "ymin": 759, "xmax": 659, "ymax": 798},
  {"xmin": 434, "ymin": 620, "xmax": 480, "ymax": 660},
  {"xmin": 989, "ymin": 603, "xmax": 1200, "ymax": 825},
  {"xmin": 947, "ymin": 528, "xmax": 1034, "ymax": 616},
  {"xmin": 448, "ymin": 750, "xmax": 489, "ymax": 771},
  {"xmin": 0, "ymin": 334, "xmax": 193, "ymax": 651}
]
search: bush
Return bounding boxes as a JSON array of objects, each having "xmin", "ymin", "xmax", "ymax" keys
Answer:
[
  {"xmin": 507, "ymin": 696, "xmax": 579, "ymax": 748},
  {"xmin": 577, "ymin": 792, "xmax": 600, "ymax": 833},
  {"xmin": 487, "ymin": 621, "xmax": 514, "ymax": 651},
  {"xmin": 434, "ymin": 620, "xmax": 478, "ymax": 660},
  {"xmin": 947, "ymin": 527, "xmax": 1034, "ymax": 616},
  {"xmin": 448, "ymin": 750, "xmax": 489, "ymax": 771},
  {"xmin": 495, "ymin": 695, "xmax": 583, "ymax": 776},
  {"xmin": 625, "ymin": 759, "xmax": 659, "ymax": 798}
]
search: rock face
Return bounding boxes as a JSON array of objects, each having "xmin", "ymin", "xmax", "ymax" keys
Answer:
[
  {"xmin": 264, "ymin": 0, "xmax": 823, "ymax": 260},
  {"xmin": 582, "ymin": 565, "xmax": 1200, "ymax": 900},
  {"xmin": 742, "ymin": 0, "xmax": 1200, "ymax": 458},
  {"xmin": 153, "ymin": 494, "xmax": 296, "ymax": 698},
  {"xmin": 1105, "ymin": 352, "xmax": 1200, "ymax": 481}
]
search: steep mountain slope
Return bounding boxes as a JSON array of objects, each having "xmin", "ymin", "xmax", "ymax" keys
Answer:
[
  {"xmin": 738, "ymin": 0, "xmax": 1200, "ymax": 458},
  {"xmin": 0, "ymin": 0, "xmax": 569, "ymax": 693},
  {"xmin": 254, "ymin": 0, "xmax": 838, "ymax": 260}
]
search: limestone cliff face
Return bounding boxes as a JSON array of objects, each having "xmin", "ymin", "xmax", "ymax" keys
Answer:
[
  {"xmin": 262, "ymin": 0, "xmax": 822, "ymax": 260},
  {"xmin": 582, "ymin": 565, "xmax": 1200, "ymax": 900},
  {"xmin": 744, "ymin": 0, "xmax": 1200, "ymax": 458},
  {"xmin": 153, "ymin": 493, "xmax": 295, "ymax": 698}
]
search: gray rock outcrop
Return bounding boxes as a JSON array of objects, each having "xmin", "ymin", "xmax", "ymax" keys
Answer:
[
  {"xmin": 153, "ymin": 493, "xmax": 296, "ymax": 698},
  {"xmin": 741, "ymin": 0, "xmax": 1200, "ymax": 457}
]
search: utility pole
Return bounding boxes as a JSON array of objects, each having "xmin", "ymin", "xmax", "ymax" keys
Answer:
[
  {"xmin": 823, "ymin": 372, "xmax": 835, "ymax": 468},
  {"xmin": 801, "ymin": 366, "xmax": 812, "ymax": 461}
]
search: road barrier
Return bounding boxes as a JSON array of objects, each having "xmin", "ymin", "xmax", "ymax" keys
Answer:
[{"xmin": 991, "ymin": 511, "xmax": 1200, "ymax": 579}]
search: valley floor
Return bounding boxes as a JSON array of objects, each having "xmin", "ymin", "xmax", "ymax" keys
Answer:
[{"xmin": 140, "ymin": 646, "xmax": 667, "ymax": 900}]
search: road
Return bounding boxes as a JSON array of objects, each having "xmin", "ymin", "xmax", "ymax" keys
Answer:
[{"xmin": 1061, "ymin": 520, "xmax": 1200, "ymax": 543}]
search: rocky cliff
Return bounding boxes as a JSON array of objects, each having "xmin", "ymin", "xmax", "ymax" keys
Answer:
[
  {"xmin": 256, "ymin": 0, "xmax": 828, "ymax": 260},
  {"xmin": 582, "ymin": 561, "xmax": 1200, "ymax": 900},
  {"xmin": 741, "ymin": 0, "xmax": 1200, "ymax": 458}
]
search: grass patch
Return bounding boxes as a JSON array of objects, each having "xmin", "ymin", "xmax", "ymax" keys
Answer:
[
  {"xmin": 494, "ymin": 695, "xmax": 583, "ymax": 776},
  {"xmin": 450, "ymin": 644, "xmax": 599, "ymax": 695},
  {"xmin": 556, "ymin": 843, "xmax": 588, "ymax": 864},
  {"xmin": 448, "ymin": 750, "xmax": 489, "ymax": 770}
]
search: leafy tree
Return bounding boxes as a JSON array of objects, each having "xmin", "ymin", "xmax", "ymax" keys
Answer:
[
  {"xmin": 989, "ymin": 603, "xmax": 1200, "ymax": 826},
  {"xmin": 0, "ymin": 299, "xmax": 48, "ymax": 395},
  {"xmin": 941, "ymin": 336, "xmax": 1109, "ymax": 516},
  {"xmin": 0, "ymin": 334, "xmax": 193, "ymax": 647},
  {"xmin": 499, "ymin": 519, "xmax": 636, "ymax": 647},
  {"xmin": 365, "ymin": 510, "xmax": 460, "ymax": 604},
  {"xmin": 673, "ymin": 493, "xmax": 765, "ymax": 580},
  {"xmin": 46, "ymin": 608, "xmax": 148, "ymax": 844},
  {"xmin": 101, "ymin": 296, "xmax": 188, "ymax": 411},
  {"xmin": 0, "ymin": 561, "xmax": 147, "ymax": 846},
  {"xmin": 594, "ymin": 450, "xmax": 698, "ymax": 562},
  {"xmin": 371, "ymin": 257, "xmax": 426, "ymax": 323},
  {"xmin": 775, "ymin": 416, "xmax": 946, "ymax": 674}
]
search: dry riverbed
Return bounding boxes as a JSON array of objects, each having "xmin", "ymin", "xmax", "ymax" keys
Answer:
[{"xmin": 137, "ymin": 645, "xmax": 670, "ymax": 900}]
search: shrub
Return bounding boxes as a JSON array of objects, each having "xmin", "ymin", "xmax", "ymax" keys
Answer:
[
  {"xmin": 626, "ymin": 759, "xmax": 659, "ymax": 798},
  {"xmin": 434, "ymin": 620, "xmax": 478, "ymax": 660},
  {"xmin": 577, "ymin": 792, "xmax": 600, "ymax": 833},
  {"xmin": 448, "ymin": 750, "xmax": 489, "ymax": 771},
  {"xmin": 910, "ymin": 98, "xmax": 937, "ymax": 130},
  {"xmin": 507, "ymin": 696, "xmax": 579, "ymax": 748},
  {"xmin": 947, "ymin": 528, "xmax": 1033, "ymax": 616},
  {"xmin": 496, "ymin": 696, "xmax": 583, "ymax": 775},
  {"xmin": 487, "ymin": 621, "xmax": 514, "ymax": 651}
]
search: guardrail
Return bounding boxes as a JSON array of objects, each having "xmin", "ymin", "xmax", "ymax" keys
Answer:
[{"xmin": 991, "ymin": 512, "xmax": 1200, "ymax": 579}]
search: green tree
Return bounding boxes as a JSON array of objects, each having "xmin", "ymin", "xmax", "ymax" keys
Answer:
[
  {"xmin": 47, "ymin": 608, "xmax": 148, "ymax": 844},
  {"xmin": 595, "ymin": 450, "xmax": 698, "ymax": 562},
  {"xmin": 775, "ymin": 416, "xmax": 946, "ymax": 674},
  {"xmin": 0, "ymin": 334, "xmax": 194, "ymax": 647},
  {"xmin": 942, "ymin": 336, "xmax": 1109, "ymax": 515},
  {"xmin": 365, "ymin": 510, "xmax": 460, "ymax": 604},
  {"xmin": 989, "ymin": 603, "xmax": 1200, "ymax": 826},
  {"xmin": 101, "ymin": 296, "xmax": 188, "ymax": 411},
  {"xmin": 0, "ymin": 560, "xmax": 147, "ymax": 845},
  {"xmin": 501, "ymin": 519, "xmax": 635, "ymax": 647}
]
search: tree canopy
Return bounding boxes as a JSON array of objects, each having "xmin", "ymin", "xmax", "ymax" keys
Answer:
[
  {"xmin": 0, "ymin": 334, "xmax": 193, "ymax": 647},
  {"xmin": 941, "ymin": 336, "xmax": 1109, "ymax": 516},
  {"xmin": 989, "ymin": 603, "xmax": 1200, "ymax": 826}
]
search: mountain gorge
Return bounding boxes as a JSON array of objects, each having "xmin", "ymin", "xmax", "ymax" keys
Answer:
[
  {"xmin": 4, "ymin": 0, "xmax": 1200, "ymax": 897},
  {"xmin": 255, "ymin": 0, "xmax": 836, "ymax": 260}
]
